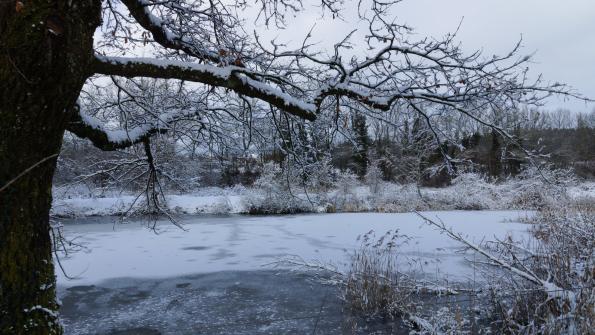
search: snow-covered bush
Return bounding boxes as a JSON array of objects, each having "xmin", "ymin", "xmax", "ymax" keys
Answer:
[
  {"xmin": 406, "ymin": 306, "xmax": 471, "ymax": 335},
  {"xmin": 368, "ymin": 184, "xmax": 429, "ymax": 213},
  {"xmin": 302, "ymin": 156, "xmax": 336, "ymax": 193},
  {"xmin": 505, "ymin": 165, "xmax": 577, "ymax": 209},
  {"xmin": 405, "ymin": 200, "xmax": 594, "ymax": 334},
  {"xmin": 365, "ymin": 161, "xmax": 384, "ymax": 195},
  {"xmin": 209, "ymin": 196, "xmax": 234, "ymax": 214},
  {"xmin": 329, "ymin": 170, "xmax": 367, "ymax": 212},
  {"xmin": 254, "ymin": 162, "xmax": 284, "ymax": 198},
  {"xmin": 54, "ymin": 169, "xmax": 593, "ymax": 217},
  {"xmin": 479, "ymin": 202, "xmax": 595, "ymax": 334},
  {"xmin": 446, "ymin": 173, "xmax": 498, "ymax": 210},
  {"xmin": 242, "ymin": 162, "xmax": 314, "ymax": 214}
]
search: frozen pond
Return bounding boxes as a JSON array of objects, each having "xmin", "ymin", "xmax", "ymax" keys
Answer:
[
  {"xmin": 56, "ymin": 210, "xmax": 531, "ymax": 286},
  {"xmin": 56, "ymin": 211, "xmax": 531, "ymax": 334}
]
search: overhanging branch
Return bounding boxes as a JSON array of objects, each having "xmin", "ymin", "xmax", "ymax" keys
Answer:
[
  {"xmin": 92, "ymin": 55, "xmax": 317, "ymax": 121},
  {"xmin": 66, "ymin": 104, "xmax": 167, "ymax": 151}
]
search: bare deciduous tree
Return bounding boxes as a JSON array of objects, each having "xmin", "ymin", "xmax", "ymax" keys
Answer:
[{"xmin": 0, "ymin": 0, "xmax": 587, "ymax": 333}]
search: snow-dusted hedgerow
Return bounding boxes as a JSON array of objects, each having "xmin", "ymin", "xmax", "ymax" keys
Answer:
[{"xmin": 52, "ymin": 168, "xmax": 594, "ymax": 217}]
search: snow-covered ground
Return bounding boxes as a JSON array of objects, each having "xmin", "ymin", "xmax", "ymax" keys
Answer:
[
  {"xmin": 56, "ymin": 210, "xmax": 531, "ymax": 287},
  {"xmin": 51, "ymin": 186, "xmax": 246, "ymax": 217},
  {"xmin": 51, "ymin": 177, "xmax": 595, "ymax": 217},
  {"xmin": 567, "ymin": 181, "xmax": 595, "ymax": 199},
  {"xmin": 52, "ymin": 193, "xmax": 245, "ymax": 217}
]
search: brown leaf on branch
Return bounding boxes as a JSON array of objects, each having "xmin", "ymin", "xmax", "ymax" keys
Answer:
[
  {"xmin": 15, "ymin": 1, "xmax": 24, "ymax": 13},
  {"xmin": 46, "ymin": 14, "xmax": 65, "ymax": 36},
  {"xmin": 233, "ymin": 58, "xmax": 244, "ymax": 67}
]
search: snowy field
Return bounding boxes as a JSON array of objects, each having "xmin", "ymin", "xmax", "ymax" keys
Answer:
[{"xmin": 56, "ymin": 210, "xmax": 531, "ymax": 287}]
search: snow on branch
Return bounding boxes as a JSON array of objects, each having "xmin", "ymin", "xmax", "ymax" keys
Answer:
[
  {"xmin": 120, "ymin": 0, "xmax": 221, "ymax": 63},
  {"xmin": 92, "ymin": 0, "xmax": 591, "ymax": 168},
  {"xmin": 66, "ymin": 103, "xmax": 168, "ymax": 151},
  {"xmin": 414, "ymin": 212, "xmax": 575, "ymax": 304},
  {"xmin": 92, "ymin": 55, "xmax": 317, "ymax": 121}
]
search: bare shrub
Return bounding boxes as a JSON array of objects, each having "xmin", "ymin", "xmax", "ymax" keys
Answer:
[
  {"xmin": 417, "ymin": 199, "xmax": 594, "ymax": 334},
  {"xmin": 484, "ymin": 203, "xmax": 594, "ymax": 334}
]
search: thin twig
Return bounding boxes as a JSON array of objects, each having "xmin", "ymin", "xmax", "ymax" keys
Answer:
[{"xmin": 0, "ymin": 154, "xmax": 59, "ymax": 193}]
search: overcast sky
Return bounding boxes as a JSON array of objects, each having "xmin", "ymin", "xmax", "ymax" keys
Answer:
[{"xmin": 252, "ymin": 0, "xmax": 594, "ymax": 113}]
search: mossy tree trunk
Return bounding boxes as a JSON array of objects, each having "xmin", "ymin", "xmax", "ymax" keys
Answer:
[{"xmin": 0, "ymin": 1, "xmax": 101, "ymax": 334}]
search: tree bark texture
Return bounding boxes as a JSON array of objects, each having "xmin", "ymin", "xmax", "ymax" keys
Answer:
[{"xmin": 0, "ymin": 1, "xmax": 101, "ymax": 334}]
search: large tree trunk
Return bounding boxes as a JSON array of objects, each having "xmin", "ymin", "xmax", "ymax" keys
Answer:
[{"xmin": 0, "ymin": 1, "xmax": 100, "ymax": 334}]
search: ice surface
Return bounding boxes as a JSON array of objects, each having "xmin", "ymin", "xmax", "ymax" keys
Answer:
[{"xmin": 55, "ymin": 211, "xmax": 531, "ymax": 286}]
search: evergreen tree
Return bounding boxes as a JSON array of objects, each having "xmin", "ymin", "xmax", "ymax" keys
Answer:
[
  {"xmin": 488, "ymin": 130, "xmax": 502, "ymax": 177},
  {"xmin": 351, "ymin": 112, "xmax": 370, "ymax": 178}
]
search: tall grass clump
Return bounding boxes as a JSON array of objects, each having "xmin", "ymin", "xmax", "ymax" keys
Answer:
[{"xmin": 343, "ymin": 230, "xmax": 414, "ymax": 319}]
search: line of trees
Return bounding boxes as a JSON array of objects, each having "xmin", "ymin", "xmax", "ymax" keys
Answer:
[{"xmin": 55, "ymin": 108, "xmax": 595, "ymax": 193}]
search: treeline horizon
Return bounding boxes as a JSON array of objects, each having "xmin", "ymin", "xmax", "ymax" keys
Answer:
[{"xmin": 56, "ymin": 108, "xmax": 595, "ymax": 192}]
